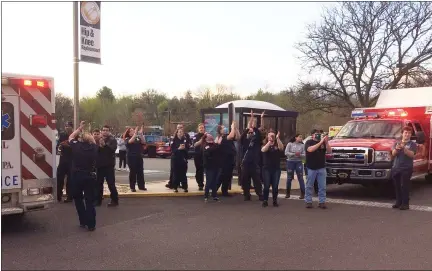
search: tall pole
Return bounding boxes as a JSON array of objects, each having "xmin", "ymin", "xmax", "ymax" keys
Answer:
[{"xmin": 73, "ymin": 2, "xmax": 80, "ymax": 130}]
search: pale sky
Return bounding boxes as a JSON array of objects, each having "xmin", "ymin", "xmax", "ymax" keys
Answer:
[{"xmin": 2, "ymin": 1, "xmax": 330, "ymax": 99}]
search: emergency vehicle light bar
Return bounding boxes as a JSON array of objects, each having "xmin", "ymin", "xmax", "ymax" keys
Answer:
[
  {"xmin": 23, "ymin": 79, "xmax": 46, "ymax": 88},
  {"xmin": 351, "ymin": 108, "xmax": 408, "ymax": 119},
  {"xmin": 351, "ymin": 110, "xmax": 378, "ymax": 118}
]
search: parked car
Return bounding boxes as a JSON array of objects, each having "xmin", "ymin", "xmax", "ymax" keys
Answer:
[{"xmin": 156, "ymin": 142, "xmax": 171, "ymax": 158}]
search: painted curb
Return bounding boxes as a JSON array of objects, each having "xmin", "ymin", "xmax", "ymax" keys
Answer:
[{"xmin": 103, "ymin": 190, "xmax": 245, "ymax": 198}]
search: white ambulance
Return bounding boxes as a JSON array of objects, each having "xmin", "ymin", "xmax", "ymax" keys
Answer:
[{"xmin": 1, "ymin": 73, "xmax": 56, "ymax": 216}]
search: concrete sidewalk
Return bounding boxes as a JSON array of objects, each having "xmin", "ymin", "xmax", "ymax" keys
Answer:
[{"xmin": 102, "ymin": 171, "xmax": 303, "ymax": 198}]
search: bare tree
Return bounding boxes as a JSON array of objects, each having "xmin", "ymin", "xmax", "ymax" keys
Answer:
[{"xmin": 296, "ymin": 2, "xmax": 432, "ymax": 108}]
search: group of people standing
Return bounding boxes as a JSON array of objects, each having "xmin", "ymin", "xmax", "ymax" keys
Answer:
[
  {"xmin": 165, "ymin": 122, "xmax": 240, "ymax": 201},
  {"xmin": 56, "ymin": 121, "xmax": 149, "ymax": 231}
]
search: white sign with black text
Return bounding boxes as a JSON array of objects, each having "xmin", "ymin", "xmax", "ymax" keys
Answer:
[{"xmin": 80, "ymin": 1, "xmax": 101, "ymax": 64}]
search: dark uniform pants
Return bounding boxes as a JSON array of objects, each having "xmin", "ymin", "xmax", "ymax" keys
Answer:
[
  {"xmin": 96, "ymin": 166, "xmax": 119, "ymax": 203},
  {"xmin": 72, "ymin": 171, "xmax": 96, "ymax": 229},
  {"xmin": 241, "ymin": 165, "xmax": 263, "ymax": 198},
  {"xmin": 194, "ymin": 155, "xmax": 204, "ymax": 188},
  {"xmin": 392, "ymin": 167, "xmax": 413, "ymax": 206},
  {"xmin": 127, "ymin": 155, "xmax": 145, "ymax": 190},
  {"xmin": 173, "ymin": 160, "xmax": 188, "ymax": 190},
  {"xmin": 218, "ymin": 158, "xmax": 234, "ymax": 194},
  {"xmin": 57, "ymin": 162, "xmax": 72, "ymax": 201}
]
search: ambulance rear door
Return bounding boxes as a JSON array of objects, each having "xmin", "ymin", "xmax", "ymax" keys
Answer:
[{"xmin": 2, "ymin": 94, "xmax": 22, "ymax": 191}]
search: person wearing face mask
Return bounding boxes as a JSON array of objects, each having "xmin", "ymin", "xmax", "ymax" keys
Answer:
[
  {"xmin": 239, "ymin": 110, "xmax": 264, "ymax": 201},
  {"xmin": 285, "ymin": 134, "xmax": 306, "ymax": 199},
  {"xmin": 166, "ymin": 124, "xmax": 191, "ymax": 189},
  {"xmin": 171, "ymin": 128, "xmax": 190, "ymax": 192},
  {"xmin": 94, "ymin": 125, "xmax": 119, "ymax": 207},
  {"xmin": 304, "ymin": 129, "xmax": 331, "ymax": 209},
  {"xmin": 192, "ymin": 123, "xmax": 206, "ymax": 191},
  {"xmin": 202, "ymin": 133, "xmax": 223, "ymax": 202},
  {"xmin": 217, "ymin": 121, "xmax": 240, "ymax": 197},
  {"xmin": 391, "ymin": 126, "xmax": 417, "ymax": 210},
  {"xmin": 261, "ymin": 130, "xmax": 284, "ymax": 207},
  {"xmin": 124, "ymin": 126, "xmax": 147, "ymax": 192}
]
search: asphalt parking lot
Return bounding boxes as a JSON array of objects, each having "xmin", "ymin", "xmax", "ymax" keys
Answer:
[{"xmin": 2, "ymin": 196, "xmax": 432, "ymax": 270}]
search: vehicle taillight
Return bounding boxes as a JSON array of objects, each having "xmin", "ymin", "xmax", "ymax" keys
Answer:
[
  {"xmin": 23, "ymin": 79, "xmax": 32, "ymax": 86},
  {"xmin": 30, "ymin": 114, "xmax": 47, "ymax": 128}
]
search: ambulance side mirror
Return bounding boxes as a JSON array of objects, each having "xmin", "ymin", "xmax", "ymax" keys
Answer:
[{"xmin": 415, "ymin": 131, "xmax": 425, "ymax": 145}]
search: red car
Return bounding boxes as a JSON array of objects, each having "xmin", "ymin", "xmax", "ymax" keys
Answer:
[{"xmin": 156, "ymin": 142, "xmax": 171, "ymax": 158}]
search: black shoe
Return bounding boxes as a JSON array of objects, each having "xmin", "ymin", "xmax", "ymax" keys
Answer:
[
  {"xmin": 88, "ymin": 227, "xmax": 96, "ymax": 232},
  {"xmin": 299, "ymin": 191, "xmax": 305, "ymax": 200},
  {"xmin": 131, "ymin": 189, "xmax": 137, "ymax": 192},
  {"xmin": 63, "ymin": 199, "xmax": 73, "ymax": 203},
  {"xmin": 306, "ymin": 202, "xmax": 313, "ymax": 209},
  {"xmin": 392, "ymin": 204, "xmax": 400, "ymax": 209},
  {"xmin": 213, "ymin": 197, "xmax": 220, "ymax": 202},
  {"xmin": 139, "ymin": 187, "xmax": 147, "ymax": 191},
  {"xmin": 199, "ymin": 187, "xmax": 204, "ymax": 191},
  {"xmin": 399, "ymin": 205, "xmax": 409, "ymax": 210},
  {"xmin": 184, "ymin": 189, "xmax": 188, "ymax": 193},
  {"xmin": 174, "ymin": 189, "xmax": 178, "ymax": 193},
  {"xmin": 107, "ymin": 201, "xmax": 119, "ymax": 207},
  {"xmin": 165, "ymin": 183, "xmax": 172, "ymax": 189},
  {"xmin": 262, "ymin": 200, "xmax": 268, "ymax": 207},
  {"xmin": 285, "ymin": 193, "xmax": 290, "ymax": 199},
  {"xmin": 273, "ymin": 201, "xmax": 279, "ymax": 207},
  {"xmin": 318, "ymin": 203, "xmax": 327, "ymax": 209}
]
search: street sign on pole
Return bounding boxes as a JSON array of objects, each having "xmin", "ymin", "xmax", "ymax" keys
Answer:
[{"xmin": 80, "ymin": 1, "xmax": 101, "ymax": 64}]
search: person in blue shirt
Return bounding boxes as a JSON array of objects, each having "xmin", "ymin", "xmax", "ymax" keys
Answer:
[
  {"xmin": 68, "ymin": 121, "xmax": 98, "ymax": 231},
  {"xmin": 123, "ymin": 126, "xmax": 147, "ymax": 192},
  {"xmin": 391, "ymin": 126, "xmax": 417, "ymax": 210}
]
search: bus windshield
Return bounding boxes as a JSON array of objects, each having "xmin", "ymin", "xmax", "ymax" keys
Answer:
[{"xmin": 335, "ymin": 120, "xmax": 403, "ymax": 139}]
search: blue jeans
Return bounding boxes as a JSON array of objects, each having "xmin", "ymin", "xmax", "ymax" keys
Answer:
[
  {"xmin": 305, "ymin": 167, "xmax": 326, "ymax": 204},
  {"xmin": 286, "ymin": 160, "xmax": 305, "ymax": 192},
  {"xmin": 263, "ymin": 168, "xmax": 281, "ymax": 201},
  {"xmin": 205, "ymin": 168, "xmax": 221, "ymax": 198}
]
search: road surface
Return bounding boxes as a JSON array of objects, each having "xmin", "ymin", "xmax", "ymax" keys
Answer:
[{"xmin": 2, "ymin": 196, "xmax": 432, "ymax": 270}]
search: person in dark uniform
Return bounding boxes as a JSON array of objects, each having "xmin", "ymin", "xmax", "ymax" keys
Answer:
[
  {"xmin": 217, "ymin": 121, "xmax": 240, "ymax": 197},
  {"xmin": 68, "ymin": 121, "xmax": 98, "ymax": 231},
  {"xmin": 95, "ymin": 125, "xmax": 119, "ymax": 207},
  {"xmin": 171, "ymin": 128, "xmax": 190, "ymax": 193},
  {"xmin": 240, "ymin": 111, "xmax": 264, "ymax": 201},
  {"xmin": 124, "ymin": 126, "xmax": 147, "ymax": 192},
  {"xmin": 192, "ymin": 123, "xmax": 206, "ymax": 191},
  {"xmin": 391, "ymin": 126, "xmax": 417, "ymax": 210},
  {"xmin": 57, "ymin": 121, "xmax": 74, "ymax": 203},
  {"xmin": 261, "ymin": 130, "xmax": 284, "ymax": 207},
  {"xmin": 166, "ymin": 123, "xmax": 190, "ymax": 189},
  {"xmin": 203, "ymin": 133, "xmax": 223, "ymax": 202}
]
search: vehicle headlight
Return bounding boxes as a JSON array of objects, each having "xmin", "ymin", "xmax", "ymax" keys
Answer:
[{"xmin": 375, "ymin": 151, "xmax": 391, "ymax": 162}]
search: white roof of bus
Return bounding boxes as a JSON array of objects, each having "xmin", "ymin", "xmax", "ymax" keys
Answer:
[{"xmin": 375, "ymin": 87, "xmax": 432, "ymax": 108}]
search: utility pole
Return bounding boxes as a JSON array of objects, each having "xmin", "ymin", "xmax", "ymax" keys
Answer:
[{"xmin": 73, "ymin": 2, "xmax": 80, "ymax": 129}]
